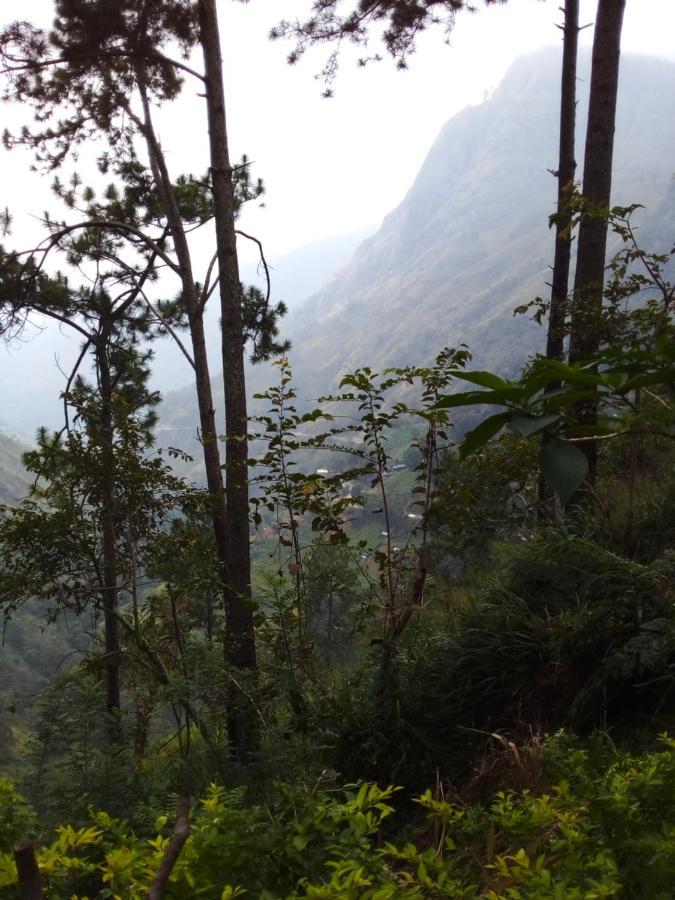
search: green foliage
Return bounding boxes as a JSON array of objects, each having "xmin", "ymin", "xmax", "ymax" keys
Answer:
[
  {"xmin": 0, "ymin": 400, "xmax": 193, "ymax": 621},
  {"xmin": 6, "ymin": 736, "xmax": 675, "ymax": 896},
  {"xmin": 252, "ymin": 349, "xmax": 470, "ymax": 642},
  {"xmin": 0, "ymin": 780, "xmax": 37, "ymax": 853},
  {"xmin": 331, "ymin": 533, "xmax": 675, "ymax": 790},
  {"xmin": 145, "ymin": 506, "xmax": 222, "ymax": 639},
  {"xmin": 436, "ymin": 337, "xmax": 675, "ymax": 505},
  {"xmin": 304, "ymin": 540, "xmax": 368, "ymax": 660},
  {"xmin": 440, "ymin": 202, "xmax": 675, "ymax": 506},
  {"xmin": 26, "ymin": 670, "xmax": 135, "ymax": 820},
  {"xmin": 431, "ymin": 434, "xmax": 537, "ymax": 567}
]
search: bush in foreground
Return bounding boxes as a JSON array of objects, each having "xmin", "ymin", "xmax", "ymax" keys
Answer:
[{"xmin": 2, "ymin": 734, "xmax": 675, "ymax": 897}]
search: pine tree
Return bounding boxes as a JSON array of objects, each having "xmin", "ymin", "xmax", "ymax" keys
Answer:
[{"xmin": 0, "ymin": 1, "xmax": 280, "ymax": 757}]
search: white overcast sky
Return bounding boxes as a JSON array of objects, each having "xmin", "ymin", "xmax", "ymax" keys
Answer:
[{"xmin": 2, "ymin": 0, "xmax": 675, "ymax": 265}]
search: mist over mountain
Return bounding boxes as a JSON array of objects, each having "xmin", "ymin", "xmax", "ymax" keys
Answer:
[
  {"xmin": 156, "ymin": 50, "xmax": 675, "ymax": 464},
  {"xmin": 271, "ymin": 51, "xmax": 675, "ymax": 383},
  {"xmin": 4, "ymin": 51, "xmax": 674, "ymax": 479},
  {"xmin": 148, "ymin": 224, "xmax": 376, "ymax": 398},
  {"xmin": 0, "ymin": 227, "xmax": 374, "ymax": 440}
]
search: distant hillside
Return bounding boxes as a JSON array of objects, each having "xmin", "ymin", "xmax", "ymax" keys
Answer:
[
  {"xmin": 0, "ymin": 226, "xmax": 374, "ymax": 437},
  {"xmin": 272, "ymin": 51, "xmax": 675, "ymax": 385},
  {"xmin": 148, "ymin": 224, "xmax": 376, "ymax": 398},
  {"xmin": 0, "ymin": 430, "xmax": 30, "ymax": 505},
  {"xmin": 160, "ymin": 50, "xmax": 675, "ymax": 460}
]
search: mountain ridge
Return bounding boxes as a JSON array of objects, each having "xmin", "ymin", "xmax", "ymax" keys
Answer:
[{"xmin": 158, "ymin": 49, "xmax": 675, "ymax": 461}]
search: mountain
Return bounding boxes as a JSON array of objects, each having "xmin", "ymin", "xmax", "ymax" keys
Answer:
[
  {"xmin": 159, "ymin": 51, "xmax": 675, "ymax": 460},
  {"xmin": 268, "ymin": 51, "xmax": 675, "ymax": 390}
]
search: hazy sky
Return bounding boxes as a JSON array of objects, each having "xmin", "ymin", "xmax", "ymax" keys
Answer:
[
  {"xmin": 221, "ymin": 0, "xmax": 675, "ymax": 261},
  {"xmin": 2, "ymin": 0, "xmax": 675, "ymax": 263},
  {"xmin": 1, "ymin": 0, "xmax": 675, "ymax": 435}
]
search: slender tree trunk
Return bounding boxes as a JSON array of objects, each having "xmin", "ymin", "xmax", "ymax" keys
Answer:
[
  {"xmin": 547, "ymin": 0, "xmax": 580, "ymax": 366},
  {"xmin": 539, "ymin": 0, "xmax": 579, "ymax": 513},
  {"xmin": 568, "ymin": 0, "xmax": 626, "ymax": 486},
  {"xmin": 133, "ymin": 70, "xmax": 230, "ymax": 642},
  {"xmin": 97, "ymin": 327, "xmax": 121, "ymax": 719},
  {"xmin": 198, "ymin": 0, "xmax": 258, "ymax": 759}
]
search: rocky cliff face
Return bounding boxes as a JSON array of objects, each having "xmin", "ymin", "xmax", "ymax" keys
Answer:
[{"xmin": 275, "ymin": 51, "xmax": 675, "ymax": 392}]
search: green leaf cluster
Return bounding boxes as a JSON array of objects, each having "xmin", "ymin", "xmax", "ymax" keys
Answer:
[{"xmin": 6, "ymin": 734, "xmax": 675, "ymax": 897}]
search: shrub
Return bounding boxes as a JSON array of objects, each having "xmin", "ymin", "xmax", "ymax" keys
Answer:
[
  {"xmin": 332, "ymin": 535, "xmax": 675, "ymax": 789},
  {"xmin": 4, "ymin": 736, "xmax": 675, "ymax": 897}
]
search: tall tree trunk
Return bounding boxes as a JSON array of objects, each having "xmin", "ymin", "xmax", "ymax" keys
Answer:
[
  {"xmin": 133, "ymin": 70, "xmax": 230, "ymax": 652},
  {"xmin": 97, "ymin": 325, "xmax": 121, "ymax": 719},
  {"xmin": 568, "ymin": 0, "xmax": 626, "ymax": 486},
  {"xmin": 547, "ymin": 0, "xmax": 580, "ymax": 366},
  {"xmin": 539, "ymin": 0, "xmax": 579, "ymax": 514},
  {"xmin": 198, "ymin": 0, "xmax": 258, "ymax": 760}
]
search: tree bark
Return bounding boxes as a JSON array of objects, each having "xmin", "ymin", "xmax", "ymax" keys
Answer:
[
  {"xmin": 13, "ymin": 841, "xmax": 43, "ymax": 900},
  {"xmin": 133, "ymin": 69, "xmax": 230, "ymax": 647},
  {"xmin": 539, "ymin": 0, "xmax": 579, "ymax": 513},
  {"xmin": 568, "ymin": 0, "xmax": 626, "ymax": 485},
  {"xmin": 546, "ymin": 0, "xmax": 580, "ymax": 366},
  {"xmin": 97, "ymin": 325, "xmax": 121, "ymax": 719},
  {"xmin": 198, "ymin": 0, "xmax": 259, "ymax": 759}
]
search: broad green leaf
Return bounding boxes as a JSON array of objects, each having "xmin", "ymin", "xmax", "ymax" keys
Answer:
[
  {"xmin": 435, "ymin": 387, "xmax": 524, "ymax": 409},
  {"xmin": 619, "ymin": 370, "xmax": 675, "ymax": 392},
  {"xmin": 449, "ymin": 370, "xmax": 511, "ymax": 390},
  {"xmin": 539, "ymin": 438, "xmax": 588, "ymax": 505},
  {"xmin": 559, "ymin": 367, "xmax": 605, "ymax": 387},
  {"xmin": 531, "ymin": 358, "xmax": 604, "ymax": 387},
  {"xmin": 459, "ymin": 412, "xmax": 510, "ymax": 459},
  {"xmin": 597, "ymin": 370, "xmax": 630, "ymax": 390},
  {"xmin": 511, "ymin": 412, "xmax": 560, "ymax": 438},
  {"xmin": 540, "ymin": 387, "xmax": 600, "ymax": 413}
]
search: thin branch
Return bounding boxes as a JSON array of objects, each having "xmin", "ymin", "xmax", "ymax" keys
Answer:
[
  {"xmin": 141, "ymin": 290, "xmax": 196, "ymax": 369},
  {"xmin": 61, "ymin": 339, "xmax": 92, "ymax": 432},
  {"xmin": 236, "ymin": 229, "xmax": 271, "ymax": 309},
  {"xmin": 33, "ymin": 308, "xmax": 91, "ymax": 342},
  {"xmin": 26, "ymin": 220, "xmax": 180, "ymax": 276},
  {"xmin": 198, "ymin": 251, "xmax": 218, "ymax": 315},
  {"xmin": 567, "ymin": 428, "xmax": 675, "ymax": 442},
  {"xmin": 101, "ymin": 250, "xmax": 195, "ymax": 369},
  {"xmin": 147, "ymin": 794, "xmax": 191, "ymax": 900},
  {"xmin": 2, "ymin": 47, "xmax": 205, "ymax": 83},
  {"xmin": 642, "ymin": 388, "xmax": 671, "ymax": 409}
]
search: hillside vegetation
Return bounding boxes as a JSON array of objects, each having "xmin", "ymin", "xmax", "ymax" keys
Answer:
[{"xmin": 1, "ymin": 4, "xmax": 675, "ymax": 899}]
